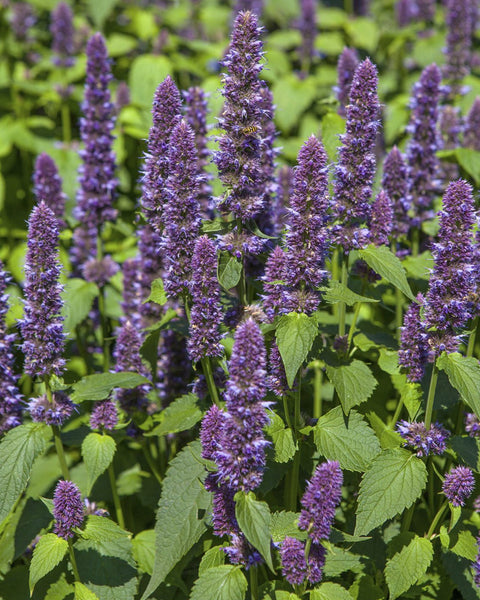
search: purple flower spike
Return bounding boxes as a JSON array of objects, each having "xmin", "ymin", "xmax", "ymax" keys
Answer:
[
  {"xmin": 268, "ymin": 342, "xmax": 289, "ymax": 397},
  {"xmin": 187, "ymin": 236, "xmax": 223, "ymax": 362},
  {"xmin": 442, "ymin": 466, "xmax": 475, "ymax": 507},
  {"xmin": 120, "ymin": 257, "xmax": 143, "ymax": 328},
  {"xmin": 284, "ymin": 135, "xmax": 330, "ymax": 314},
  {"xmin": 215, "ymin": 318, "xmax": 270, "ymax": 492},
  {"xmin": 464, "ymin": 98, "xmax": 480, "ymax": 151},
  {"xmin": 83, "ymin": 255, "xmax": 119, "ymax": 287},
  {"xmin": 162, "ymin": 120, "xmax": 201, "ymax": 299},
  {"xmin": 53, "ymin": 480, "xmax": 84, "ymax": 540},
  {"xmin": 11, "ymin": 3, "xmax": 36, "ymax": 42},
  {"xmin": 50, "ymin": 2, "xmax": 75, "ymax": 67},
  {"xmin": 28, "ymin": 392, "xmax": 75, "ymax": 426},
  {"xmin": 416, "ymin": 0, "xmax": 435, "ymax": 21},
  {"xmin": 90, "ymin": 400, "xmax": 118, "ymax": 431},
  {"xmin": 333, "ymin": 58, "xmax": 380, "ymax": 252},
  {"xmin": 405, "ymin": 64, "xmax": 442, "ymax": 226},
  {"xmin": 396, "ymin": 420, "xmax": 450, "ymax": 457},
  {"xmin": 280, "ymin": 537, "xmax": 307, "ymax": 585},
  {"xmin": 33, "ymin": 153, "xmax": 66, "ymax": 225},
  {"xmin": 335, "ymin": 47, "xmax": 359, "ymax": 116},
  {"xmin": 396, "ymin": 0, "xmax": 419, "ymax": 27},
  {"xmin": 307, "ymin": 543, "xmax": 327, "ymax": 584},
  {"xmin": 21, "ymin": 202, "xmax": 65, "ymax": 378},
  {"xmin": 272, "ymin": 165, "xmax": 292, "ymax": 235},
  {"xmin": 298, "ymin": 0, "xmax": 317, "ymax": 72},
  {"xmin": 369, "ymin": 190, "xmax": 393, "ymax": 247},
  {"xmin": 382, "ymin": 147, "xmax": 409, "ymax": 238},
  {"xmin": 215, "ymin": 11, "xmax": 268, "ymax": 222},
  {"xmin": 444, "ymin": 0, "xmax": 473, "ymax": 94},
  {"xmin": 398, "ymin": 295, "xmax": 430, "ymax": 382},
  {"xmin": 0, "ymin": 263, "xmax": 22, "ymax": 435},
  {"xmin": 262, "ymin": 246, "xmax": 287, "ymax": 323},
  {"xmin": 298, "ymin": 461, "xmax": 343, "ymax": 542},
  {"xmin": 424, "ymin": 180, "xmax": 476, "ymax": 354},
  {"xmin": 465, "ymin": 413, "xmax": 480, "ymax": 438},
  {"xmin": 200, "ymin": 405, "xmax": 225, "ymax": 461}
]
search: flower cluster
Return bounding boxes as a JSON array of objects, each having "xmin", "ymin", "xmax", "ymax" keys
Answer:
[
  {"xmin": 53, "ymin": 480, "xmax": 84, "ymax": 539},
  {"xmin": 28, "ymin": 392, "xmax": 75, "ymax": 426},
  {"xmin": 442, "ymin": 466, "xmax": 475, "ymax": 506},
  {"xmin": 396, "ymin": 420, "xmax": 450, "ymax": 456}
]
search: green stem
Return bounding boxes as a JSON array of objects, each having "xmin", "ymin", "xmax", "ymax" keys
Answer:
[
  {"xmin": 338, "ymin": 257, "xmax": 348, "ymax": 338},
  {"xmin": 61, "ymin": 103, "xmax": 71, "ymax": 144},
  {"xmin": 427, "ymin": 456, "xmax": 435, "ymax": 519},
  {"xmin": 401, "ymin": 503, "xmax": 414, "ymax": 532},
  {"xmin": 426, "ymin": 500, "xmax": 448, "ymax": 539},
  {"xmin": 304, "ymin": 536, "xmax": 312, "ymax": 564},
  {"xmin": 313, "ymin": 363, "xmax": 323, "ymax": 419},
  {"xmin": 97, "ymin": 286, "xmax": 110, "ymax": 372},
  {"xmin": 390, "ymin": 395, "xmax": 404, "ymax": 428},
  {"xmin": 288, "ymin": 382, "xmax": 302, "ymax": 512},
  {"xmin": 108, "ymin": 463, "xmax": 125, "ymax": 529},
  {"xmin": 395, "ymin": 288, "xmax": 404, "ymax": 343},
  {"xmin": 249, "ymin": 567, "xmax": 258, "ymax": 600},
  {"xmin": 283, "ymin": 394, "xmax": 293, "ymax": 430},
  {"xmin": 346, "ymin": 301, "xmax": 362, "ymax": 352},
  {"xmin": 68, "ymin": 539, "xmax": 81, "ymax": 582},
  {"xmin": 412, "ymin": 229, "xmax": 420, "ymax": 258},
  {"xmin": 202, "ymin": 357, "xmax": 221, "ymax": 407},
  {"xmin": 424, "ymin": 363, "xmax": 439, "ymax": 431},
  {"xmin": 467, "ymin": 317, "xmax": 478, "ymax": 358},
  {"xmin": 142, "ymin": 445, "xmax": 162, "ymax": 485}
]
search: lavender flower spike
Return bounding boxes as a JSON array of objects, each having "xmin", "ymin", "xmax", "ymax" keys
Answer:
[
  {"xmin": 464, "ymin": 98, "xmax": 480, "ymax": 151},
  {"xmin": 333, "ymin": 58, "xmax": 380, "ymax": 252},
  {"xmin": 398, "ymin": 295, "xmax": 429, "ymax": 382},
  {"xmin": 396, "ymin": 420, "xmax": 450, "ymax": 457},
  {"xmin": 444, "ymin": 0, "xmax": 473, "ymax": 95},
  {"xmin": 298, "ymin": 461, "xmax": 343, "ymax": 542},
  {"xmin": 90, "ymin": 399, "xmax": 118, "ymax": 431},
  {"xmin": 369, "ymin": 190, "xmax": 393, "ymax": 247},
  {"xmin": 284, "ymin": 135, "xmax": 330, "ymax": 314},
  {"xmin": 21, "ymin": 202, "xmax": 65, "ymax": 377},
  {"xmin": 33, "ymin": 153, "xmax": 66, "ymax": 224},
  {"xmin": 162, "ymin": 120, "xmax": 201, "ymax": 299},
  {"xmin": 335, "ymin": 47, "xmax": 359, "ymax": 116},
  {"xmin": 53, "ymin": 480, "xmax": 84, "ymax": 539},
  {"xmin": 382, "ymin": 146, "xmax": 409, "ymax": 238},
  {"xmin": 280, "ymin": 537, "xmax": 307, "ymax": 585},
  {"xmin": 298, "ymin": 0, "xmax": 317, "ymax": 72},
  {"xmin": 50, "ymin": 2, "xmax": 75, "ymax": 67},
  {"xmin": 442, "ymin": 466, "xmax": 475, "ymax": 507},
  {"xmin": 187, "ymin": 236, "xmax": 223, "ymax": 362},
  {"xmin": 0, "ymin": 263, "xmax": 22, "ymax": 435},
  {"xmin": 262, "ymin": 245, "xmax": 287, "ymax": 323}
]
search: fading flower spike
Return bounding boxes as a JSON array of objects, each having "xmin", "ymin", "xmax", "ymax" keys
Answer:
[
  {"xmin": 53, "ymin": 480, "xmax": 84, "ymax": 540},
  {"xmin": 298, "ymin": 0, "xmax": 317, "ymax": 72},
  {"xmin": 50, "ymin": 2, "xmax": 75, "ymax": 67},
  {"xmin": 396, "ymin": 420, "xmax": 450, "ymax": 456},
  {"xmin": 442, "ymin": 466, "xmax": 475, "ymax": 507},
  {"xmin": 335, "ymin": 47, "xmax": 359, "ymax": 116},
  {"xmin": 474, "ymin": 535, "xmax": 480, "ymax": 586},
  {"xmin": 33, "ymin": 153, "xmax": 66, "ymax": 224}
]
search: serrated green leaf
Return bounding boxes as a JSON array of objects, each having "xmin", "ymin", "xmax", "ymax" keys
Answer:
[
  {"xmin": 81, "ymin": 434, "xmax": 116, "ymax": 495},
  {"xmin": 320, "ymin": 281, "xmax": 378, "ymax": 307},
  {"xmin": 141, "ymin": 441, "xmax": 211, "ymax": 600},
  {"xmin": 71, "ymin": 372, "xmax": 150, "ymax": 403},
  {"xmin": 29, "ymin": 534, "xmax": 68, "ymax": 593},
  {"xmin": 80, "ymin": 515, "xmax": 129, "ymax": 543},
  {"xmin": 265, "ymin": 412, "xmax": 297, "ymax": 463},
  {"xmin": 270, "ymin": 511, "xmax": 306, "ymax": 543},
  {"xmin": 437, "ymin": 352, "xmax": 480, "ymax": 415},
  {"xmin": 198, "ymin": 545, "xmax": 226, "ymax": 577},
  {"xmin": 144, "ymin": 278, "xmax": 167, "ymax": 306},
  {"xmin": 44, "ymin": 574, "xmax": 73, "ymax": 599},
  {"xmin": 358, "ymin": 245, "xmax": 414, "ymax": 300},
  {"xmin": 314, "ymin": 407, "xmax": 381, "ymax": 472},
  {"xmin": 454, "ymin": 148, "xmax": 480, "ymax": 184},
  {"xmin": 132, "ymin": 529, "xmax": 155, "ymax": 575},
  {"xmin": 235, "ymin": 492, "xmax": 274, "ymax": 571},
  {"xmin": 0, "ymin": 423, "xmax": 49, "ymax": 526},
  {"xmin": 190, "ymin": 565, "xmax": 247, "ymax": 600},
  {"xmin": 147, "ymin": 394, "xmax": 202, "ymax": 437},
  {"xmin": 325, "ymin": 360, "xmax": 377, "ymax": 414},
  {"xmin": 355, "ymin": 449, "xmax": 427, "ymax": 536},
  {"xmin": 218, "ymin": 252, "xmax": 242, "ymax": 290},
  {"xmin": 276, "ymin": 313, "xmax": 318, "ymax": 388},
  {"xmin": 441, "ymin": 527, "xmax": 478, "ymax": 561},
  {"xmin": 74, "ymin": 582, "xmax": 100, "ymax": 600},
  {"xmin": 323, "ymin": 547, "xmax": 363, "ymax": 578},
  {"xmin": 61, "ymin": 278, "xmax": 98, "ymax": 336},
  {"xmin": 310, "ymin": 582, "xmax": 352, "ymax": 600},
  {"xmin": 385, "ymin": 535, "xmax": 433, "ymax": 600},
  {"xmin": 402, "ymin": 251, "xmax": 432, "ymax": 281}
]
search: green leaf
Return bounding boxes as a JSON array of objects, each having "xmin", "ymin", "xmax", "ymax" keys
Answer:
[
  {"xmin": 271, "ymin": 75, "xmax": 317, "ymax": 132},
  {"xmin": 314, "ymin": 407, "xmax": 381, "ymax": 472},
  {"xmin": 265, "ymin": 412, "xmax": 297, "ymax": 463},
  {"xmin": 440, "ymin": 527, "xmax": 478, "ymax": 561},
  {"xmin": 144, "ymin": 278, "xmax": 167, "ymax": 306},
  {"xmin": 129, "ymin": 55, "xmax": 172, "ymax": 108},
  {"xmin": 320, "ymin": 280, "xmax": 378, "ymax": 307},
  {"xmin": 61, "ymin": 278, "xmax": 98, "ymax": 336},
  {"xmin": 147, "ymin": 394, "xmax": 202, "ymax": 437},
  {"xmin": 132, "ymin": 529, "xmax": 155, "ymax": 575},
  {"xmin": 323, "ymin": 547, "xmax": 363, "ymax": 577},
  {"xmin": 80, "ymin": 515, "xmax": 129, "ymax": 543},
  {"xmin": 385, "ymin": 535, "xmax": 433, "ymax": 600},
  {"xmin": 355, "ymin": 449, "xmax": 427, "ymax": 536},
  {"xmin": 320, "ymin": 112, "xmax": 345, "ymax": 162},
  {"xmin": 218, "ymin": 252, "xmax": 242, "ymax": 290},
  {"xmin": 325, "ymin": 360, "xmax": 377, "ymax": 414},
  {"xmin": 190, "ymin": 565, "xmax": 248, "ymax": 600},
  {"xmin": 86, "ymin": 0, "xmax": 117, "ymax": 27},
  {"xmin": 0, "ymin": 423, "xmax": 49, "ymax": 526},
  {"xmin": 198, "ymin": 545, "xmax": 226, "ymax": 577},
  {"xmin": 74, "ymin": 582, "xmax": 100, "ymax": 600},
  {"xmin": 452, "ymin": 148, "xmax": 480, "ymax": 184},
  {"xmin": 72, "ymin": 372, "xmax": 150, "ymax": 403},
  {"xmin": 141, "ymin": 441, "xmax": 211, "ymax": 600},
  {"xmin": 29, "ymin": 534, "xmax": 68, "ymax": 594},
  {"xmin": 437, "ymin": 352, "xmax": 480, "ymax": 415},
  {"xmin": 234, "ymin": 492, "xmax": 274, "ymax": 571},
  {"xmin": 310, "ymin": 582, "xmax": 353, "ymax": 600},
  {"xmin": 344, "ymin": 17, "xmax": 379, "ymax": 52},
  {"xmin": 276, "ymin": 313, "xmax": 318, "ymax": 388},
  {"xmin": 270, "ymin": 511, "xmax": 306, "ymax": 543},
  {"xmin": 358, "ymin": 245, "xmax": 414, "ymax": 300},
  {"xmin": 81, "ymin": 434, "xmax": 116, "ymax": 495},
  {"xmin": 402, "ymin": 251, "xmax": 432, "ymax": 281}
]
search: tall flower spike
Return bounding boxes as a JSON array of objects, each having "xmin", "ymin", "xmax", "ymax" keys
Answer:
[
  {"xmin": 215, "ymin": 318, "xmax": 270, "ymax": 492},
  {"xmin": 464, "ymin": 97, "xmax": 480, "ymax": 151},
  {"xmin": 333, "ymin": 58, "xmax": 380, "ymax": 252},
  {"xmin": 21, "ymin": 202, "xmax": 65, "ymax": 377},
  {"xmin": 71, "ymin": 33, "xmax": 117, "ymax": 273},
  {"xmin": 298, "ymin": 0, "xmax": 317, "ymax": 72},
  {"xmin": 444, "ymin": 0, "xmax": 472, "ymax": 95},
  {"xmin": 382, "ymin": 146, "xmax": 409, "ymax": 238},
  {"xmin": 298, "ymin": 461, "xmax": 343, "ymax": 543},
  {"xmin": 50, "ymin": 2, "xmax": 75, "ymax": 67},
  {"xmin": 424, "ymin": 180, "xmax": 476, "ymax": 355},
  {"xmin": 187, "ymin": 236, "xmax": 223, "ymax": 362},
  {"xmin": 53, "ymin": 480, "xmax": 84, "ymax": 540},
  {"xmin": 162, "ymin": 120, "xmax": 201, "ymax": 299},
  {"xmin": 284, "ymin": 135, "xmax": 330, "ymax": 314},
  {"xmin": 0, "ymin": 263, "xmax": 22, "ymax": 435},
  {"xmin": 442, "ymin": 466, "xmax": 475, "ymax": 506},
  {"xmin": 262, "ymin": 245, "xmax": 287, "ymax": 323},
  {"xmin": 335, "ymin": 47, "xmax": 359, "ymax": 116},
  {"xmin": 405, "ymin": 64, "xmax": 442, "ymax": 226},
  {"xmin": 398, "ymin": 294, "xmax": 430, "ymax": 382},
  {"xmin": 33, "ymin": 153, "xmax": 66, "ymax": 225},
  {"xmin": 369, "ymin": 190, "xmax": 393, "ymax": 247},
  {"xmin": 216, "ymin": 11, "xmax": 268, "ymax": 221}
]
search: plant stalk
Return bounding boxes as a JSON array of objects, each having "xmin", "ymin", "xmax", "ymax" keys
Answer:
[
  {"xmin": 107, "ymin": 463, "xmax": 125, "ymax": 529},
  {"xmin": 68, "ymin": 539, "xmax": 81, "ymax": 582},
  {"xmin": 424, "ymin": 363, "xmax": 439, "ymax": 431}
]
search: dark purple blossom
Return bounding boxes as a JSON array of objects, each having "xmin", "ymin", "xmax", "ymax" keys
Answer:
[
  {"xmin": 200, "ymin": 405, "xmax": 224, "ymax": 461},
  {"xmin": 262, "ymin": 246, "xmax": 287, "ymax": 323},
  {"xmin": 187, "ymin": 236, "xmax": 223, "ymax": 361},
  {"xmin": 90, "ymin": 400, "xmax": 118, "ymax": 431},
  {"xmin": 268, "ymin": 342, "xmax": 289, "ymax": 397},
  {"xmin": 298, "ymin": 461, "xmax": 343, "ymax": 542},
  {"xmin": 335, "ymin": 47, "xmax": 359, "ymax": 116},
  {"xmin": 21, "ymin": 202, "xmax": 65, "ymax": 377},
  {"xmin": 83, "ymin": 255, "xmax": 119, "ymax": 287},
  {"xmin": 162, "ymin": 120, "xmax": 201, "ymax": 299},
  {"xmin": 33, "ymin": 153, "xmax": 66, "ymax": 225},
  {"xmin": 398, "ymin": 295, "xmax": 430, "ymax": 382},
  {"xmin": 464, "ymin": 97, "xmax": 480, "ymax": 151},
  {"xmin": 307, "ymin": 543, "xmax": 327, "ymax": 584},
  {"xmin": 28, "ymin": 392, "xmax": 75, "ymax": 427},
  {"xmin": 333, "ymin": 58, "xmax": 380, "ymax": 252},
  {"xmin": 369, "ymin": 190, "xmax": 393, "ymax": 247},
  {"xmin": 53, "ymin": 480, "xmax": 84, "ymax": 539},
  {"xmin": 382, "ymin": 147, "xmax": 409, "ymax": 238},
  {"xmin": 444, "ymin": 0, "xmax": 473, "ymax": 94},
  {"xmin": 280, "ymin": 537, "xmax": 307, "ymax": 585},
  {"xmin": 298, "ymin": 0, "xmax": 317, "ymax": 72},
  {"xmin": 50, "ymin": 2, "xmax": 75, "ymax": 67},
  {"xmin": 442, "ymin": 466, "xmax": 475, "ymax": 506},
  {"xmin": 396, "ymin": 420, "xmax": 450, "ymax": 456},
  {"xmin": 405, "ymin": 64, "xmax": 442, "ymax": 226},
  {"xmin": 465, "ymin": 413, "xmax": 480, "ymax": 437}
]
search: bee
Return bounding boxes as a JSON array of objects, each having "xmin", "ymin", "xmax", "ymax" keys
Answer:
[{"xmin": 242, "ymin": 125, "xmax": 258, "ymax": 135}]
